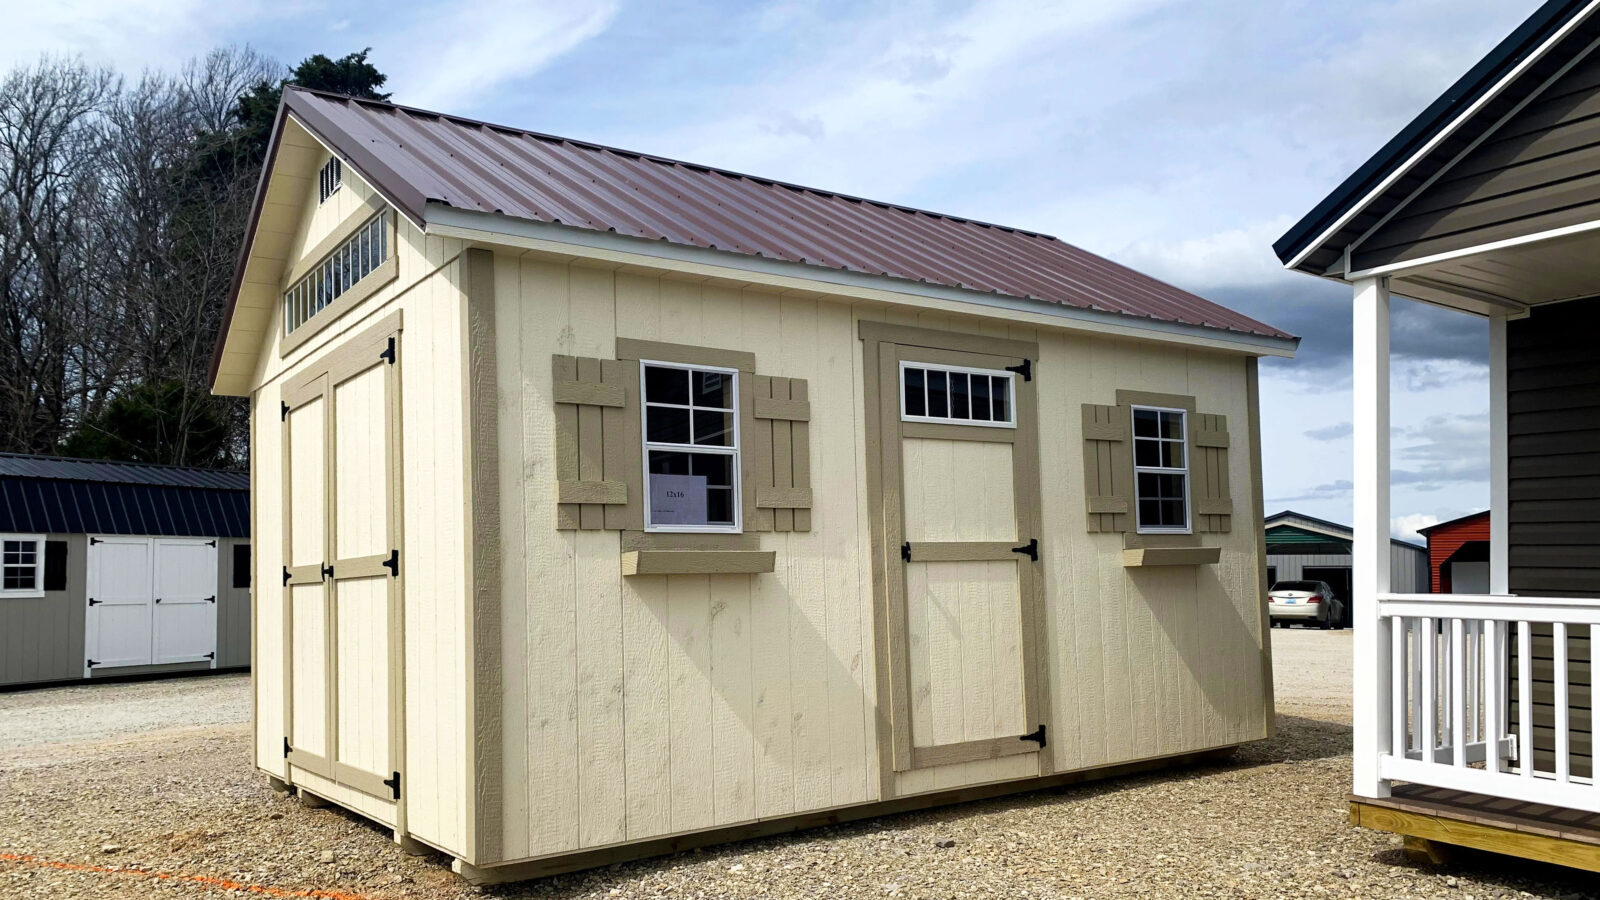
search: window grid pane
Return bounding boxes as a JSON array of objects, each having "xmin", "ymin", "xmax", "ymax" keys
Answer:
[
  {"xmin": 643, "ymin": 363, "xmax": 740, "ymax": 530},
  {"xmin": 284, "ymin": 212, "xmax": 389, "ymax": 335},
  {"xmin": 900, "ymin": 364, "xmax": 1014, "ymax": 427},
  {"xmin": 1132, "ymin": 407, "xmax": 1188, "ymax": 531}
]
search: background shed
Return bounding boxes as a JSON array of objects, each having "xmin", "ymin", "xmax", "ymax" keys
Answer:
[
  {"xmin": 1265, "ymin": 510, "xmax": 1428, "ymax": 626},
  {"xmin": 1418, "ymin": 511, "xmax": 1491, "ymax": 594},
  {"xmin": 0, "ymin": 453, "xmax": 251, "ymax": 687}
]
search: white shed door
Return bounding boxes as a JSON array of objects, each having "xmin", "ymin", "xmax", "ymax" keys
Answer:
[
  {"xmin": 152, "ymin": 539, "xmax": 219, "ymax": 664},
  {"xmin": 85, "ymin": 537, "xmax": 155, "ymax": 671}
]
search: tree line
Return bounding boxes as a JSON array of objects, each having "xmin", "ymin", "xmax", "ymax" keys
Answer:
[{"xmin": 0, "ymin": 46, "xmax": 389, "ymax": 468}]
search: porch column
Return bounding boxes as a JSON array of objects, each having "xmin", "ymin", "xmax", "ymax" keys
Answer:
[
  {"xmin": 1489, "ymin": 310, "xmax": 1509, "ymax": 595},
  {"xmin": 1352, "ymin": 275, "xmax": 1393, "ymax": 798}
]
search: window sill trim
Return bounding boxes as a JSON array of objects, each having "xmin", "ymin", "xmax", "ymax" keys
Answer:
[
  {"xmin": 621, "ymin": 550, "xmax": 775, "ymax": 576},
  {"xmin": 0, "ymin": 590, "xmax": 45, "ymax": 600},
  {"xmin": 1121, "ymin": 547, "xmax": 1221, "ymax": 568}
]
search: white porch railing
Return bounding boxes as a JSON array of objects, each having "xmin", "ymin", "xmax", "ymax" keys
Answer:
[{"xmin": 1372, "ymin": 592, "xmax": 1597, "ymax": 813}]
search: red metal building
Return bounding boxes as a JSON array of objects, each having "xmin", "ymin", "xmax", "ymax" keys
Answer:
[{"xmin": 1417, "ymin": 511, "xmax": 1491, "ymax": 594}]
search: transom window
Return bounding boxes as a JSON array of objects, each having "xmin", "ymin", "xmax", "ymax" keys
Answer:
[
  {"xmin": 1, "ymin": 534, "xmax": 44, "ymax": 597},
  {"xmin": 283, "ymin": 212, "xmax": 388, "ymax": 335},
  {"xmin": 642, "ymin": 361, "xmax": 741, "ymax": 532},
  {"xmin": 319, "ymin": 157, "xmax": 342, "ymax": 204},
  {"xmin": 900, "ymin": 362, "xmax": 1015, "ymax": 428},
  {"xmin": 1132, "ymin": 406, "xmax": 1189, "ymax": 533}
]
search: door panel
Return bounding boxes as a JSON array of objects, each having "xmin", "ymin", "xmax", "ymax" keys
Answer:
[
  {"xmin": 86, "ymin": 537, "xmax": 153, "ymax": 670},
  {"xmin": 288, "ymin": 399, "xmax": 327, "ymax": 568},
  {"xmin": 335, "ymin": 575, "xmax": 390, "ymax": 778},
  {"xmin": 334, "ymin": 365, "xmax": 388, "ymax": 560},
  {"xmin": 152, "ymin": 539, "xmax": 218, "ymax": 664},
  {"xmin": 872, "ymin": 338, "xmax": 1046, "ymax": 778},
  {"xmin": 290, "ymin": 582, "xmax": 329, "ymax": 757}
]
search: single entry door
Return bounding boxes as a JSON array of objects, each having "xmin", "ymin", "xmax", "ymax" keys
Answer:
[
  {"xmin": 867, "ymin": 329, "xmax": 1047, "ymax": 774},
  {"xmin": 281, "ymin": 316, "xmax": 404, "ymax": 804},
  {"xmin": 86, "ymin": 536, "xmax": 218, "ymax": 674}
]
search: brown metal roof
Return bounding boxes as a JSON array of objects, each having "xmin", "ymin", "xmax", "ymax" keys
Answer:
[{"xmin": 276, "ymin": 87, "xmax": 1293, "ymax": 342}]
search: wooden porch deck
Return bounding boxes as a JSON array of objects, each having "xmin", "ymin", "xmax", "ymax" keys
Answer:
[{"xmin": 1351, "ymin": 784, "xmax": 1600, "ymax": 873}]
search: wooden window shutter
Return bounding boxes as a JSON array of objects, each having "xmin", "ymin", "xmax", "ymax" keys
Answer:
[
  {"xmin": 1189, "ymin": 413, "xmax": 1233, "ymax": 533},
  {"xmin": 745, "ymin": 375, "xmax": 812, "ymax": 532},
  {"xmin": 1081, "ymin": 403, "xmax": 1133, "ymax": 533},
  {"xmin": 553, "ymin": 354, "xmax": 643, "ymax": 530}
]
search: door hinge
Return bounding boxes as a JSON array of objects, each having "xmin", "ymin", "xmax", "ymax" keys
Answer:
[
  {"xmin": 1012, "ymin": 538, "xmax": 1039, "ymax": 561},
  {"xmin": 282, "ymin": 566, "xmax": 291, "ymax": 586},
  {"xmin": 204, "ymin": 651, "xmax": 215, "ymax": 661},
  {"xmin": 1021, "ymin": 724, "xmax": 1047, "ymax": 748},
  {"xmin": 205, "ymin": 595, "xmax": 216, "ymax": 604},
  {"xmin": 205, "ymin": 539, "xmax": 216, "ymax": 547},
  {"xmin": 155, "ymin": 597, "xmax": 163, "ymax": 604},
  {"xmin": 383, "ymin": 771, "xmax": 402, "ymax": 800},
  {"xmin": 379, "ymin": 337, "xmax": 397, "ymax": 365},
  {"xmin": 87, "ymin": 597, "xmax": 100, "ymax": 606},
  {"xmin": 321, "ymin": 563, "xmax": 334, "ymax": 581},
  {"xmin": 281, "ymin": 401, "xmax": 290, "ymax": 421},
  {"xmin": 283, "ymin": 737, "xmax": 292, "ymax": 758},
  {"xmin": 900, "ymin": 542, "xmax": 912, "ymax": 563},
  {"xmin": 1005, "ymin": 358, "xmax": 1033, "ymax": 382},
  {"xmin": 89, "ymin": 536, "xmax": 102, "ymax": 545},
  {"xmin": 86, "ymin": 659, "xmax": 99, "ymax": 668},
  {"xmin": 382, "ymin": 549, "xmax": 399, "ymax": 577}
]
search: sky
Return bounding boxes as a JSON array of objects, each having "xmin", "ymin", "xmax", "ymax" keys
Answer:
[{"xmin": 1, "ymin": 0, "xmax": 1545, "ymax": 542}]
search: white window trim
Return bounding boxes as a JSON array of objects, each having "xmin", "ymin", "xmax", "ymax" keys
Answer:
[
  {"xmin": 0, "ymin": 533, "xmax": 46, "ymax": 598},
  {"xmin": 1131, "ymin": 405, "xmax": 1192, "ymax": 535},
  {"xmin": 898, "ymin": 360, "xmax": 1018, "ymax": 428},
  {"xmin": 640, "ymin": 359, "xmax": 743, "ymax": 534}
]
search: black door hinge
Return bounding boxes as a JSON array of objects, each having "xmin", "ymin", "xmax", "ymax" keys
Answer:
[
  {"xmin": 88, "ymin": 597, "xmax": 100, "ymax": 606},
  {"xmin": 283, "ymin": 737, "xmax": 292, "ymax": 758},
  {"xmin": 900, "ymin": 542, "xmax": 912, "ymax": 563},
  {"xmin": 1005, "ymin": 358, "xmax": 1033, "ymax": 382},
  {"xmin": 155, "ymin": 597, "xmax": 163, "ymax": 604},
  {"xmin": 1012, "ymin": 538, "xmax": 1039, "ymax": 561},
  {"xmin": 205, "ymin": 539, "xmax": 216, "ymax": 547},
  {"xmin": 89, "ymin": 536, "xmax": 102, "ymax": 545},
  {"xmin": 282, "ymin": 566, "xmax": 291, "ymax": 586},
  {"xmin": 204, "ymin": 651, "xmax": 215, "ymax": 661},
  {"xmin": 205, "ymin": 595, "xmax": 216, "ymax": 604},
  {"xmin": 321, "ymin": 563, "xmax": 334, "ymax": 581},
  {"xmin": 86, "ymin": 659, "xmax": 99, "ymax": 668},
  {"xmin": 382, "ymin": 549, "xmax": 399, "ymax": 577},
  {"xmin": 1021, "ymin": 724, "xmax": 1047, "ymax": 748},
  {"xmin": 281, "ymin": 401, "xmax": 290, "ymax": 421},
  {"xmin": 383, "ymin": 771, "xmax": 401, "ymax": 800},
  {"xmin": 379, "ymin": 337, "xmax": 397, "ymax": 365}
]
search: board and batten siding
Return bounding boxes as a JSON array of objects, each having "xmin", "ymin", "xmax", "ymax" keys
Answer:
[
  {"xmin": 1354, "ymin": 50, "xmax": 1600, "ymax": 271},
  {"xmin": 250, "ymin": 154, "xmax": 473, "ymax": 853},
  {"xmin": 489, "ymin": 253, "xmax": 1271, "ymax": 865},
  {"xmin": 1507, "ymin": 298, "xmax": 1596, "ymax": 780}
]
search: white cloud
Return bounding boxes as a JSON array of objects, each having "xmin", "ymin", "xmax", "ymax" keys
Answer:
[
  {"xmin": 1115, "ymin": 216, "xmax": 1298, "ymax": 290},
  {"xmin": 382, "ymin": 1, "xmax": 618, "ymax": 112},
  {"xmin": 0, "ymin": 0, "xmax": 288, "ymax": 73},
  {"xmin": 1392, "ymin": 513, "xmax": 1439, "ymax": 544}
]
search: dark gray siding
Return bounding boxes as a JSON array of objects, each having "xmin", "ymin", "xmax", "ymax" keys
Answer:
[
  {"xmin": 0, "ymin": 534, "xmax": 85, "ymax": 685},
  {"xmin": 1355, "ymin": 52, "xmax": 1600, "ymax": 271},
  {"xmin": 217, "ymin": 536, "xmax": 251, "ymax": 669},
  {"xmin": 1507, "ymin": 299, "xmax": 1595, "ymax": 778}
]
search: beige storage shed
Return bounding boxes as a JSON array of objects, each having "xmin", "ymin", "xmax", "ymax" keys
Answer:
[{"xmin": 210, "ymin": 87, "xmax": 1299, "ymax": 882}]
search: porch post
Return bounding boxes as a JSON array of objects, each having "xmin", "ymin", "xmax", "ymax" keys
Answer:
[
  {"xmin": 1489, "ymin": 311, "xmax": 1509, "ymax": 595},
  {"xmin": 1352, "ymin": 276, "xmax": 1393, "ymax": 798}
]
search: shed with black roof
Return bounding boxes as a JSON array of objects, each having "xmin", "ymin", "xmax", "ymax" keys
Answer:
[{"xmin": 0, "ymin": 452, "xmax": 251, "ymax": 687}]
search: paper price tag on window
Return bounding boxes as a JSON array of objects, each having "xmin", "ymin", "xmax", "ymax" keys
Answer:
[{"xmin": 650, "ymin": 474, "xmax": 708, "ymax": 525}]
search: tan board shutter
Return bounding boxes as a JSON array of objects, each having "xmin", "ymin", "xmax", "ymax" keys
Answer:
[
  {"xmin": 1190, "ymin": 412, "xmax": 1233, "ymax": 533},
  {"xmin": 553, "ymin": 355, "xmax": 643, "ymax": 530},
  {"xmin": 1081, "ymin": 403, "xmax": 1132, "ymax": 533},
  {"xmin": 745, "ymin": 375, "xmax": 812, "ymax": 532}
]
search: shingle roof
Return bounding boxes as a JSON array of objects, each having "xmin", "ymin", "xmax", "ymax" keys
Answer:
[
  {"xmin": 0, "ymin": 454, "xmax": 248, "ymax": 538},
  {"xmin": 279, "ymin": 87, "xmax": 1295, "ymax": 342}
]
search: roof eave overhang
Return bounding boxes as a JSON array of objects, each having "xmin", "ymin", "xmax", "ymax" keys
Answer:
[
  {"xmin": 423, "ymin": 205, "xmax": 1301, "ymax": 359},
  {"xmin": 1274, "ymin": 0, "xmax": 1599, "ymax": 277}
]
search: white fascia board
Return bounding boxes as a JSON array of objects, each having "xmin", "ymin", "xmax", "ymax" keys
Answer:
[
  {"xmin": 424, "ymin": 206, "xmax": 1300, "ymax": 358},
  {"xmin": 1284, "ymin": 0, "xmax": 1600, "ymax": 273}
]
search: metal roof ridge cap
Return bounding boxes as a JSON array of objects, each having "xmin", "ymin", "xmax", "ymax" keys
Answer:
[{"xmin": 425, "ymin": 205, "xmax": 1300, "ymax": 354}]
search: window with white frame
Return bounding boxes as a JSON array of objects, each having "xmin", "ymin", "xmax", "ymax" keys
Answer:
[
  {"xmin": 642, "ymin": 362, "xmax": 740, "ymax": 531},
  {"xmin": 319, "ymin": 157, "xmax": 342, "ymax": 204},
  {"xmin": 283, "ymin": 212, "xmax": 388, "ymax": 335},
  {"xmin": 1132, "ymin": 406, "xmax": 1189, "ymax": 532},
  {"xmin": 1, "ymin": 534, "xmax": 44, "ymax": 597},
  {"xmin": 900, "ymin": 362, "xmax": 1015, "ymax": 427}
]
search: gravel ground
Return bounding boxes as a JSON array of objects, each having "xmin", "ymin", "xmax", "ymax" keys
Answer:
[{"xmin": 1, "ymin": 633, "xmax": 1597, "ymax": 899}]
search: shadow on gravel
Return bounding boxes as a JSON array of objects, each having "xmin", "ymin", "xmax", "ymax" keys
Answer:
[{"xmin": 477, "ymin": 714, "xmax": 1354, "ymax": 898}]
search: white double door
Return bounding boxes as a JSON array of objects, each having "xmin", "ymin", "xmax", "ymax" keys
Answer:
[{"xmin": 85, "ymin": 536, "xmax": 218, "ymax": 674}]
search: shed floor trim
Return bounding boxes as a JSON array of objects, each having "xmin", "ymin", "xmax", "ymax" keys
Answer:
[{"xmin": 1350, "ymin": 784, "xmax": 1600, "ymax": 873}]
